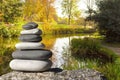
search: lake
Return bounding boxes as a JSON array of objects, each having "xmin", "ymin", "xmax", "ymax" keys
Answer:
[{"xmin": 0, "ymin": 34, "xmax": 92, "ymax": 75}]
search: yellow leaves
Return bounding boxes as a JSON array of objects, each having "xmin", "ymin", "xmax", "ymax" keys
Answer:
[
  {"xmin": 42, "ymin": 21, "xmax": 51, "ymax": 32},
  {"xmin": 23, "ymin": 0, "xmax": 57, "ymax": 32},
  {"xmin": 23, "ymin": 0, "xmax": 56, "ymax": 22}
]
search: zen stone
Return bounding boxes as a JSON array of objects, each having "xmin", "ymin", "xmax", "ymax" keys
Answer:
[
  {"xmin": 15, "ymin": 42, "xmax": 45, "ymax": 50},
  {"xmin": 9, "ymin": 22, "xmax": 53, "ymax": 72},
  {"xmin": 22, "ymin": 22, "xmax": 38, "ymax": 30},
  {"xmin": 12, "ymin": 50, "xmax": 52, "ymax": 60},
  {"xmin": 27, "ymin": 22, "xmax": 38, "ymax": 27},
  {"xmin": 9, "ymin": 59, "xmax": 52, "ymax": 71},
  {"xmin": 19, "ymin": 34, "xmax": 42, "ymax": 42},
  {"xmin": 22, "ymin": 24, "xmax": 37, "ymax": 30},
  {"xmin": 20, "ymin": 28, "xmax": 42, "ymax": 35}
]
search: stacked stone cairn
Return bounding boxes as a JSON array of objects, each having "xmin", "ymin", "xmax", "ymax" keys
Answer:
[{"xmin": 9, "ymin": 22, "xmax": 52, "ymax": 71}]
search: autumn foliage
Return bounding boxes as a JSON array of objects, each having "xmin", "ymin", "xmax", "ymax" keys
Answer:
[{"xmin": 23, "ymin": 0, "xmax": 56, "ymax": 22}]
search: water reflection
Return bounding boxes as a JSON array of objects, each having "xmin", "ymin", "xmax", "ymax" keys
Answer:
[
  {"xmin": 50, "ymin": 35, "xmax": 90, "ymax": 68},
  {"xmin": 51, "ymin": 37, "xmax": 70, "ymax": 68}
]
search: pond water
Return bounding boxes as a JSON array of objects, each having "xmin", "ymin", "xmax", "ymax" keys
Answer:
[{"xmin": 0, "ymin": 34, "xmax": 92, "ymax": 75}]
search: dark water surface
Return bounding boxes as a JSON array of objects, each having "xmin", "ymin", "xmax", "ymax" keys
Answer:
[{"xmin": 0, "ymin": 34, "xmax": 91, "ymax": 75}]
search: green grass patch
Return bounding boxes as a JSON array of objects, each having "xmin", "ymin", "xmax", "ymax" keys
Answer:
[
  {"xmin": 71, "ymin": 38, "xmax": 118, "ymax": 63},
  {"xmin": 69, "ymin": 38, "xmax": 120, "ymax": 80}
]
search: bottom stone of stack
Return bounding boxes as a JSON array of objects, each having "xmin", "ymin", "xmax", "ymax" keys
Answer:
[{"xmin": 9, "ymin": 59, "xmax": 52, "ymax": 71}]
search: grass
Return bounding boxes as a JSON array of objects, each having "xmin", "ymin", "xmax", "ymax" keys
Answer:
[
  {"xmin": 51, "ymin": 24, "xmax": 96, "ymax": 35},
  {"xmin": 63, "ymin": 56, "xmax": 100, "ymax": 70},
  {"xmin": 63, "ymin": 56, "xmax": 120, "ymax": 80},
  {"xmin": 52, "ymin": 28, "xmax": 96, "ymax": 35},
  {"xmin": 65, "ymin": 37, "xmax": 120, "ymax": 80},
  {"xmin": 71, "ymin": 38, "xmax": 118, "ymax": 63},
  {"xmin": 99, "ymin": 63, "xmax": 120, "ymax": 80}
]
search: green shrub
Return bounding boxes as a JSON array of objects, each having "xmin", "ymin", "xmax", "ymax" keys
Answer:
[
  {"xmin": 0, "ymin": 23, "xmax": 21, "ymax": 38},
  {"xmin": 0, "ymin": 24, "xmax": 9, "ymax": 38},
  {"xmin": 69, "ymin": 38, "xmax": 120, "ymax": 79},
  {"xmin": 90, "ymin": 0, "xmax": 120, "ymax": 42},
  {"xmin": 71, "ymin": 38, "xmax": 118, "ymax": 63},
  {"xmin": 0, "ymin": 38, "xmax": 16, "ymax": 75},
  {"xmin": 0, "ymin": 47, "xmax": 14, "ymax": 76}
]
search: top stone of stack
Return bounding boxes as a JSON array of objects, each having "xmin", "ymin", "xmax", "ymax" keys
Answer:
[
  {"xmin": 20, "ymin": 22, "xmax": 42, "ymax": 42},
  {"xmin": 22, "ymin": 22, "xmax": 38, "ymax": 30}
]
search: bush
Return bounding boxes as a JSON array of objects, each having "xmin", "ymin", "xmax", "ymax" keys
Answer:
[
  {"xmin": 90, "ymin": 0, "xmax": 120, "ymax": 42},
  {"xmin": 0, "ymin": 0, "xmax": 23, "ymax": 23},
  {"xmin": 0, "ymin": 23, "xmax": 21, "ymax": 38},
  {"xmin": 71, "ymin": 38, "xmax": 118, "ymax": 63},
  {"xmin": 70, "ymin": 37, "xmax": 120, "ymax": 79},
  {"xmin": 0, "ymin": 47, "xmax": 13, "ymax": 76}
]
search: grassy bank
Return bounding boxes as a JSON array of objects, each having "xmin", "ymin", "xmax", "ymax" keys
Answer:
[
  {"xmin": 52, "ymin": 28, "xmax": 95, "ymax": 35},
  {"xmin": 0, "ymin": 22, "xmax": 96, "ymax": 38},
  {"xmin": 69, "ymin": 38, "xmax": 120, "ymax": 80},
  {"xmin": 71, "ymin": 38, "xmax": 117, "ymax": 63},
  {"xmin": 42, "ymin": 24, "xmax": 96, "ymax": 35}
]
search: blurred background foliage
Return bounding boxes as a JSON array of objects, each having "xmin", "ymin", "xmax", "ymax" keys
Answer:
[{"xmin": 0, "ymin": 0, "xmax": 97, "ymax": 37}]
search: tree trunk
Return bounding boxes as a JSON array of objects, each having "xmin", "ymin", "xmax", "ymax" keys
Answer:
[
  {"xmin": 46, "ymin": 0, "xmax": 50, "ymax": 22},
  {"xmin": 68, "ymin": 15, "xmax": 71, "ymax": 25}
]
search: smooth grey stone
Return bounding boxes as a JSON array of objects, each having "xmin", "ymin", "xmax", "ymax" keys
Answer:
[
  {"xmin": 15, "ymin": 42, "xmax": 45, "ymax": 50},
  {"xmin": 12, "ymin": 50, "xmax": 52, "ymax": 60},
  {"xmin": 20, "ymin": 28, "xmax": 42, "ymax": 35},
  {"xmin": 27, "ymin": 22, "xmax": 38, "ymax": 27},
  {"xmin": 19, "ymin": 34, "xmax": 42, "ymax": 42},
  {"xmin": 22, "ymin": 24, "xmax": 37, "ymax": 30},
  {"xmin": 22, "ymin": 22, "xmax": 38, "ymax": 30},
  {"xmin": 9, "ymin": 59, "xmax": 52, "ymax": 71}
]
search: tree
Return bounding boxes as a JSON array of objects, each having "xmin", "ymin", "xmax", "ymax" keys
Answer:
[
  {"xmin": 85, "ymin": 0, "xmax": 96, "ymax": 20},
  {"xmin": 23, "ymin": 0, "xmax": 42, "ymax": 21},
  {"xmin": 43, "ymin": 0, "xmax": 55, "ymax": 22},
  {"xmin": 91, "ymin": 0, "xmax": 120, "ymax": 42},
  {"xmin": 84, "ymin": 0, "xmax": 96, "ymax": 29},
  {"xmin": 0, "ymin": 0, "xmax": 23, "ymax": 23},
  {"xmin": 23, "ymin": 0, "xmax": 56, "ymax": 22},
  {"xmin": 61, "ymin": 0, "xmax": 80, "ymax": 25}
]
